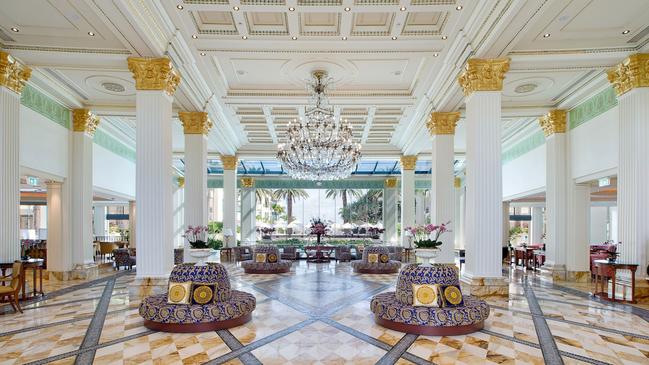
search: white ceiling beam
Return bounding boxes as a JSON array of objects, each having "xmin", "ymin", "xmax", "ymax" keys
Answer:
[
  {"xmin": 262, "ymin": 105, "xmax": 278, "ymax": 144},
  {"xmin": 361, "ymin": 106, "xmax": 376, "ymax": 145},
  {"xmin": 229, "ymin": 0, "xmax": 249, "ymax": 38},
  {"xmin": 287, "ymin": 0, "xmax": 299, "ymax": 38}
]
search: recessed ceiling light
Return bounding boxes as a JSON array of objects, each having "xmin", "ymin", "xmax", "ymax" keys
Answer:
[
  {"xmin": 176, "ymin": 4, "xmax": 183, "ymax": 10},
  {"xmin": 543, "ymin": 33, "xmax": 550, "ymax": 38},
  {"xmin": 289, "ymin": 7, "xmax": 295, "ymax": 11},
  {"xmin": 191, "ymin": 34, "xmax": 198, "ymax": 39},
  {"xmin": 622, "ymin": 29, "xmax": 631, "ymax": 35},
  {"xmin": 10, "ymin": 27, "xmax": 18, "ymax": 32},
  {"xmin": 88, "ymin": 31, "xmax": 95, "ymax": 36},
  {"xmin": 441, "ymin": 35, "xmax": 447, "ymax": 40},
  {"xmin": 242, "ymin": 35, "xmax": 248, "ymax": 39},
  {"xmin": 391, "ymin": 36, "xmax": 397, "ymax": 40},
  {"xmin": 344, "ymin": 7, "xmax": 351, "ymax": 11},
  {"xmin": 200, "ymin": 52, "xmax": 206, "ymax": 56},
  {"xmin": 433, "ymin": 53, "xmax": 439, "ymax": 57},
  {"xmin": 400, "ymin": 6, "xmax": 406, "ymax": 11},
  {"xmin": 342, "ymin": 36, "xmax": 347, "ymax": 40},
  {"xmin": 291, "ymin": 36, "xmax": 298, "ymax": 40},
  {"xmin": 456, "ymin": 5, "xmax": 463, "ymax": 10},
  {"xmin": 233, "ymin": 6, "xmax": 240, "ymax": 10}
]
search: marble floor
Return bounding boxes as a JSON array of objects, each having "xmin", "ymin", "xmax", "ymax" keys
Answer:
[{"xmin": 1, "ymin": 260, "xmax": 649, "ymax": 365}]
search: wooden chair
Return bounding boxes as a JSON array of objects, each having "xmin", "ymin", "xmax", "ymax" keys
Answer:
[{"xmin": 0, "ymin": 261, "xmax": 24, "ymax": 313}]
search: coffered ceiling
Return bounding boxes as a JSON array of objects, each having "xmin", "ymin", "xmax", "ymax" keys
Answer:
[{"xmin": 1, "ymin": 0, "xmax": 649, "ymax": 162}]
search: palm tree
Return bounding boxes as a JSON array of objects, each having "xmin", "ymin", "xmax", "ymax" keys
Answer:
[
  {"xmin": 273, "ymin": 188, "xmax": 309, "ymax": 224},
  {"xmin": 325, "ymin": 189, "xmax": 362, "ymax": 223},
  {"xmin": 255, "ymin": 188, "xmax": 274, "ymax": 206}
]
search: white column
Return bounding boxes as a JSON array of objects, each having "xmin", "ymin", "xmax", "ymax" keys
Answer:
[
  {"xmin": 240, "ymin": 178, "xmax": 256, "ymax": 245},
  {"xmin": 221, "ymin": 156, "xmax": 238, "ymax": 248},
  {"xmin": 172, "ymin": 179, "xmax": 185, "ymax": 249},
  {"xmin": 609, "ymin": 54, "xmax": 649, "ymax": 278},
  {"xmin": 179, "ymin": 112, "xmax": 211, "ymax": 262},
  {"xmin": 71, "ymin": 109, "xmax": 99, "ymax": 268},
  {"xmin": 128, "ymin": 200, "xmax": 136, "ymax": 248},
  {"xmin": 609, "ymin": 206, "xmax": 618, "ymax": 242},
  {"xmin": 530, "ymin": 206, "xmax": 544, "ymax": 245},
  {"xmin": 458, "ymin": 58, "xmax": 510, "ymax": 296},
  {"xmin": 566, "ymin": 183, "xmax": 591, "ymax": 281},
  {"xmin": 539, "ymin": 110, "xmax": 568, "ymax": 279},
  {"xmin": 128, "ymin": 57, "xmax": 179, "ymax": 279},
  {"xmin": 454, "ymin": 178, "xmax": 461, "ymax": 248},
  {"xmin": 427, "ymin": 112, "xmax": 459, "ymax": 264},
  {"xmin": 458, "ymin": 185, "xmax": 466, "ymax": 249},
  {"xmin": 46, "ymin": 181, "xmax": 72, "ymax": 278},
  {"xmin": 415, "ymin": 190, "xmax": 425, "ymax": 225},
  {"xmin": 400, "ymin": 156, "xmax": 417, "ymax": 246},
  {"xmin": 0, "ymin": 52, "xmax": 30, "ymax": 262},
  {"xmin": 93, "ymin": 206, "xmax": 107, "ymax": 237},
  {"xmin": 502, "ymin": 202, "xmax": 511, "ymax": 247},
  {"xmin": 383, "ymin": 178, "xmax": 398, "ymax": 244},
  {"xmin": 590, "ymin": 206, "xmax": 608, "ymax": 244}
]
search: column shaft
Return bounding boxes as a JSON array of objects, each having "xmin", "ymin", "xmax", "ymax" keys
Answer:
[
  {"xmin": 135, "ymin": 91, "xmax": 174, "ymax": 278},
  {"xmin": 128, "ymin": 201, "xmax": 136, "ymax": 248},
  {"xmin": 400, "ymin": 168, "xmax": 415, "ymax": 246},
  {"xmin": 70, "ymin": 132, "xmax": 95, "ymax": 266},
  {"xmin": 46, "ymin": 181, "xmax": 72, "ymax": 279},
  {"xmin": 415, "ymin": 191, "xmax": 425, "ymax": 225},
  {"xmin": 458, "ymin": 186, "xmax": 466, "ymax": 249},
  {"xmin": 184, "ymin": 134, "xmax": 208, "ymax": 262},
  {"xmin": 240, "ymin": 186, "xmax": 256, "ymax": 245},
  {"xmin": 544, "ymin": 133, "xmax": 568, "ymax": 277},
  {"xmin": 566, "ymin": 183, "xmax": 591, "ymax": 281},
  {"xmin": 93, "ymin": 206, "xmax": 107, "ymax": 237},
  {"xmin": 383, "ymin": 182, "xmax": 398, "ymax": 244},
  {"xmin": 430, "ymin": 135, "xmax": 455, "ymax": 263},
  {"xmin": 530, "ymin": 206, "xmax": 544, "ymax": 245},
  {"xmin": 502, "ymin": 202, "xmax": 510, "ymax": 247},
  {"xmin": 222, "ymin": 169, "xmax": 237, "ymax": 247},
  {"xmin": 0, "ymin": 88, "xmax": 21, "ymax": 261},
  {"xmin": 173, "ymin": 182, "xmax": 185, "ymax": 250}
]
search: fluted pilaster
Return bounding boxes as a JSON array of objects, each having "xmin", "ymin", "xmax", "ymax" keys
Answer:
[
  {"xmin": 430, "ymin": 134, "xmax": 455, "ymax": 263},
  {"xmin": 400, "ymin": 156, "xmax": 416, "ymax": 247},
  {"xmin": 46, "ymin": 181, "xmax": 72, "ymax": 275},
  {"xmin": 0, "ymin": 88, "xmax": 20, "ymax": 261},
  {"xmin": 530, "ymin": 206, "xmax": 544, "ymax": 245},
  {"xmin": 71, "ymin": 127, "xmax": 96, "ymax": 266},
  {"xmin": 183, "ymin": 132, "xmax": 208, "ymax": 262},
  {"xmin": 543, "ymin": 128, "xmax": 568, "ymax": 278},
  {"xmin": 240, "ymin": 178, "xmax": 256, "ymax": 245},
  {"xmin": 566, "ymin": 183, "xmax": 591, "ymax": 282},
  {"xmin": 221, "ymin": 155, "xmax": 237, "ymax": 247},
  {"xmin": 383, "ymin": 178, "xmax": 398, "ymax": 244}
]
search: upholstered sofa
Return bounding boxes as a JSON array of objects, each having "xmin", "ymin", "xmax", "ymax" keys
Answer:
[
  {"xmin": 241, "ymin": 245, "xmax": 292, "ymax": 274},
  {"xmin": 139, "ymin": 263, "xmax": 255, "ymax": 332},
  {"xmin": 370, "ymin": 264, "xmax": 489, "ymax": 335},
  {"xmin": 280, "ymin": 246, "xmax": 299, "ymax": 260},
  {"xmin": 335, "ymin": 246, "xmax": 352, "ymax": 262},
  {"xmin": 233, "ymin": 246, "xmax": 252, "ymax": 261},
  {"xmin": 351, "ymin": 245, "xmax": 401, "ymax": 274},
  {"xmin": 113, "ymin": 248, "xmax": 136, "ymax": 270}
]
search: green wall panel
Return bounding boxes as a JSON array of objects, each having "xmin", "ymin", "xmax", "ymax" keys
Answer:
[
  {"xmin": 568, "ymin": 87, "xmax": 618, "ymax": 130},
  {"xmin": 20, "ymin": 85, "xmax": 71, "ymax": 129},
  {"xmin": 94, "ymin": 130, "xmax": 136, "ymax": 162}
]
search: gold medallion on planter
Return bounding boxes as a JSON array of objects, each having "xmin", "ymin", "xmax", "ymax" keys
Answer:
[
  {"xmin": 443, "ymin": 285, "xmax": 464, "ymax": 306},
  {"xmin": 267, "ymin": 253, "xmax": 278, "ymax": 263},
  {"xmin": 412, "ymin": 283, "xmax": 441, "ymax": 307},
  {"xmin": 255, "ymin": 253, "xmax": 267, "ymax": 263},
  {"xmin": 379, "ymin": 253, "xmax": 389, "ymax": 263},
  {"xmin": 167, "ymin": 281, "xmax": 191, "ymax": 304},
  {"xmin": 191, "ymin": 284, "xmax": 215, "ymax": 305},
  {"xmin": 367, "ymin": 253, "xmax": 379, "ymax": 263}
]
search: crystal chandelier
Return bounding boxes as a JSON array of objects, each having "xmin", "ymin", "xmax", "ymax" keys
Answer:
[{"xmin": 277, "ymin": 71, "xmax": 362, "ymax": 181}]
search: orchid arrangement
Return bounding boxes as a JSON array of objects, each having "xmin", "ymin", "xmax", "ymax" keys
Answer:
[
  {"xmin": 257, "ymin": 227, "xmax": 276, "ymax": 234},
  {"xmin": 405, "ymin": 222, "xmax": 451, "ymax": 249},
  {"xmin": 309, "ymin": 218, "xmax": 328, "ymax": 236},
  {"xmin": 183, "ymin": 225, "xmax": 210, "ymax": 249}
]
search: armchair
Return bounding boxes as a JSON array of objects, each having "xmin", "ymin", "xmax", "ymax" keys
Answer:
[
  {"xmin": 334, "ymin": 246, "xmax": 352, "ymax": 262},
  {"xmin": 233, "ymin": 246, "xmax": 252, "ymax": 261},
  {"xmin": 281, "ymin": 246, "xmax": 299, "ymax": 260},
  {"xmin": 113, "ymin": 248, "xmax": 136, "ymax": 270},
  {"xmin": 0, "ymin": 261, "xmax": 23, "ymax": 313}
]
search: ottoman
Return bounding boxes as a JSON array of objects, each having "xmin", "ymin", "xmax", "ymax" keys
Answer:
[
  {"xmin": 242, "ymin": 245, "xmax": 292, "ymax": 274},
  {"xmin": 352, "ymin": 245, "xmax": 401, "ymax": 274}
]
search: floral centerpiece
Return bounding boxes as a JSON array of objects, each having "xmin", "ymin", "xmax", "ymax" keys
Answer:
[
  {"xmin": 405, "ymin": 222, "xmax": 451, "ymax": 266},
  {"xmin": 367, "ymin": 227, "xmax": 385, "ymax": 239},
  {"xmin": 184, "ymin": 225, "xmax": 214, "ymax": 265},
  {"xmin": 257, "ymin": 227, "xmax": 276, "ymax": 240},
  {"xmin": 309, "ymin": 218, "xmax": 328, "ymax": 244}
]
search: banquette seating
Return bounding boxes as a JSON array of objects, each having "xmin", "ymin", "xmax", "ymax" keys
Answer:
[
  {"xmin": 351, "ymin": 245, "xmax": 401, "ymax": 274},
  {"xmin": 241, "ymin": 245, "xmax": 292, "ymax": 274},
  {"xmin": 139, "ymin": 263, "xmax": 256, "ymax": 332},
  {"xmin": 370, "ymin": 263, "xmax": 489, "ymax": 335}
]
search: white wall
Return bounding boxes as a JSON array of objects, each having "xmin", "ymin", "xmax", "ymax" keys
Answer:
[
  {"xmin": 92, "ymin": 144, "xmax": 135, "ymax": 199},
  {"xmin": 19, "ymin": 106, "xmax": 69, "ymax": 179},
  {"xmin": 502, "ymin": 145, "xmax": 546, "ymax": 199},
  {"xmin": 570, "ymin": 107, "xmax": 619, "ymax": 180}
]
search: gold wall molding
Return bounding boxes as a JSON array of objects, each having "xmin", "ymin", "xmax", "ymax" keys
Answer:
[
  {"xmin": 178, "ymin": 111, "xmax": 213, "ymax": 135},
  {"xmin": 538, "ymin": 109, "xmax": 567, "ymax": 137},
  {"xmin": 458, "ymin": 58, "xmax": 510, "ymax": 96},
  {"xmin": 127, "ymin": 57, "xmax": 180, "ymax": 96},
  {"xmin": 221, "ymin": 155, "xmax": 238, "ymax": 170},
  {"xmin": 427, "ymin": 111, "xmax": 460, "ymax": 135},
  {"xmin": 400, "ymin": 155, "xmax": 418, "ymax": 170},
  {"xmin": 607, "ymin": 53, "xmax": 649, "ymax": 96},
  {"xmin": 72, "ymin": 109, "xmax": 100, "ymax": 136},
  {"xmin": 384, "ymin": 178, "xmax": 398, "ymax": 188},
  {"xmin": 0, "ymin": 51, "xmax": 31, "ymax": 94},
  {"xmin": 240, "ymin": 177, "xmax": 255, "ymax": 188}
]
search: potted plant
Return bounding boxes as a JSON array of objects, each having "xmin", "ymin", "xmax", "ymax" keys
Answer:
[
  {"xmin": 257, "ymin": 227, "xmax": 276, "ymax": 240},
  {"xmin": 405, "ymin": 222, "xmax": 451, "ymax": 266},
  {"xmin": 309, "ymin": 218, "xmax": 328, "ymax": 245},
  {"xmin": 606, "ymin": 242, "xmax": 621, "ymax": 263},
  {"xmin": 184, "ymin": 225, "xmax": 215, "ymax": 266}
]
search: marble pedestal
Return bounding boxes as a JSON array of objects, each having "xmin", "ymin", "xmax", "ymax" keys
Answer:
[
  {"xmin": 461, "ymin": 276, "xmax": 509, "ymax": 298},
  {"xmin": 129, "ymin": 278, "xmax": 169, "ymax": 300},
  {"xmin": 566, "ymin": 270, "xmax": 590, "ymax": 283}
]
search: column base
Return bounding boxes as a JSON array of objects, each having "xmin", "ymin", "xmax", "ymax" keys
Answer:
[
  {"xmin": 72, "ymin": 263, "xmax": 99, "ymax": 280},
  {"xmin": 129, "ymin": 277, "xmax": 169, "ymax": 300},
  {"xmin": 539, "ymin": 263, "xmax": 566, "ymax": 282},
  {"xmin": 45, "ymin": 270, "xmax": 73, "ymax": 281},
  {"xmin": 565, "ymin": 270, "xmax": 590, "ymax": 283},
  {"xmin": 460, "ymin": 275, "xmax": 509, "ymax": 298}
]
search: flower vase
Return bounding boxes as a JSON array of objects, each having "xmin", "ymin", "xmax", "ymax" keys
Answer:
[
  {"xmin": 415, "ymin": 248, "xmax": 441, "ymax": 267},
  {"xmin": 189, "ymin": 248, "xmax": 216, "ymax": 266}
]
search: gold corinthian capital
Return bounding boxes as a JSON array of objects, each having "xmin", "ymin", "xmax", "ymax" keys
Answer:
[
  {"xmin": 458, "ymin": 58, "xmax": 510, "ymax": 96},
  {"xmin": 127, "ymin": 57, "xmax": 180, "ymax": 96},
  {"xmin": 400, "ymin": 156, "xmax": 417, "ymax": 170},
  {"xmin": 607, "ymin": 53, "xmax": 649, "ymax": 96},
  {"xmin": 179, "ymin": 111, "xmax": 213, "ymax": 135},
  {"xmin": 221, "ymin": 155, "xmax": 238, "ymax": 170},
  {"xmin": 0, "ymin": 51, "xmax": 31, "ymax": 94},
  {"xmin": 72, "ymin": 109, "xmax": 100, "ymax": 136},
  {"xmin": 538, "ymin": 109, "xmax": 567, "ymax": 137},
  {"xmin": 427, "ymin": 111, "xmax": 460, "ymax": 135}
]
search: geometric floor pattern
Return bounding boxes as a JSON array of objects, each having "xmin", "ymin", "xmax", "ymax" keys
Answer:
[{"xmin": 1, "ymin": 260, "xmax": 649, "ymax": 364}]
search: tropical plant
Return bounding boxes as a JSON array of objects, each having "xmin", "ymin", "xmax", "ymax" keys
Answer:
[
  {"xmin": 255, "ymin": 188, "xmax": 275, "ymax": 206},
  {"xmin": 273, "ymin": 188, "xmax": 309, "ymax": 223},
  {"xmin": 207, "ymin": 221, "xmax": 223, "ymax": 234},
  {"xmin": 405, "ymin": 222, "xmax": 451, "ymax": 249},
  {"xmin": 184, "ymin": 225, "xmax": 210, "ymax": 249},
  {"xmin": 341, "ymin": 189, "xmax": 383, "ymax": 224},
  {"xmin": 325, "ymin": 189, "xmax": 362, "ymax": 223}
]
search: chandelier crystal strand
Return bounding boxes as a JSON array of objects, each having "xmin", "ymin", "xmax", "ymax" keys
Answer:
[{"xmin": 277, "ymin": 71, "xmax": 362, "ymax": 180}]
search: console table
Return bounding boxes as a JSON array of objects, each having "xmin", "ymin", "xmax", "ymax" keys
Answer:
[
  {"xmin": 0, "ymin": 258, "xmax": 45, "ymax": 300},
  {"xmin": 592, "ymin": 260, "xmax": 638, "ymax": 303},
  {"xmin": 305, "ymin": 245, "xmax": 335, "ymax": 263}
]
